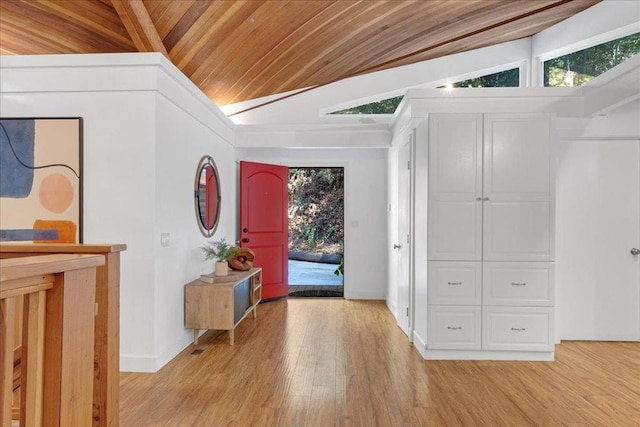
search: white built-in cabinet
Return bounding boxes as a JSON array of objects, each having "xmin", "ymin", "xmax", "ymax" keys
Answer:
[{"xmin": 425, "ymin": 113, "xmax": 555, "ymax": 360}]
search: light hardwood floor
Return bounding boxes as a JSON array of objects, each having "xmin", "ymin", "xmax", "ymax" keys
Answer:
[{"xmin": 120, "ymin": 299, "xmax": 640, "ymax": 426}]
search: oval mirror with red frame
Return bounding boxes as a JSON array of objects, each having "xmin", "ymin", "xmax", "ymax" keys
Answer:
[{"xmin": 195, "ymin": 155, "xmax": 221, "ymax": 237}]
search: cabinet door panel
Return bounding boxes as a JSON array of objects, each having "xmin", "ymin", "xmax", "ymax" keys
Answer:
[
  {"xmin": 482, "ymin": 307, "xmax": 554, "ymax": 351},
  {"xmin": 484, "ymin": 114, "xmax": 552, "ymax": 200},
  {"xmin": 429, "ymin": 201, "xmax": 482, "ymax": 260},
  {"xmin": 484, "ymin": 201, "xmax": 552, "ymax": 261},
  {"xmin": 483, "ymin": 262, "xmax": 554, "ymax": 306},
  {"xmin": 483, "ymin": 114, "xmax": 553, "ymax": 261},
  {"xmin": 428, "ymin": 306, "xmax": 481, "ymax": 350},
  {"xmin": 428, "ymin": 261, "xmax": 481, "ymax": 305},
  {"xmin": 429, "ymin": 114, "xmax": 482, "ymax": 199},
  {"xmin": 428, "ymin": 114, "xmax": 483, "ymax": 260}
]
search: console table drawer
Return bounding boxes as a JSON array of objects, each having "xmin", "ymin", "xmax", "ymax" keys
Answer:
[
  {"xmin": 482, "ymin": 307, "xmax": 553, "ymax": 351},
  {"xmin": 483, "ymin": 262, "xmax": 554, "ymax": 306},
  {"xmin": 427, "ymin": 306, "xmax": 481, "ymax": 350},
  {"xmin": 428, "ymin": 261, "xmax": 481, "ymax": 305}
]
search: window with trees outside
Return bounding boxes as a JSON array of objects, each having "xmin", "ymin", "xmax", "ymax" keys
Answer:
[
  {"xmin": 544, "ymin": 32, "xmax": 640, "ymax": 87},
  {"xmin": 329, "ymin": 68, "xmax": 520, "ymax": 115},
  {"xmin": 440, "ymin": 67, "xmax": 519, "ymax": 88}
]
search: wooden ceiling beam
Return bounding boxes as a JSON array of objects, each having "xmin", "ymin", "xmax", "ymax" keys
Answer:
[{"xmin": 111, "ymin": 0, "xmax": 168, "ymax": 57}]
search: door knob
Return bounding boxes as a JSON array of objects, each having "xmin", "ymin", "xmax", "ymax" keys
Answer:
[
  {"xmin": 631, "ymin": 248, "xmax": 640, "ymax": 256},
  {"xmin": 393, "ymin": 244, "xmax": 401, "ymax": 249},
  {"xmin": 242, "ymin": 238, "xmax": 250, "ymax": 243}
]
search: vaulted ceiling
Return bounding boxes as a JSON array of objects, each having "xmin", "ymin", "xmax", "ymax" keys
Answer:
[{"xmin": 0, "ymin": 0, "xmax": 600, "ymax": 106}]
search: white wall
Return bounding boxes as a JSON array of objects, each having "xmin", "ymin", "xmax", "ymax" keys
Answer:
[
  {"xmin": 153, "ymin": 96, "xmax": 237, "ymax": 369},
  {"xmin": 0, "ymin": 53, "xmax": 237, "ymax": 372},
  {"xmin": 235, "ymin": 146, "xmax": 388, "ymax": 300}
]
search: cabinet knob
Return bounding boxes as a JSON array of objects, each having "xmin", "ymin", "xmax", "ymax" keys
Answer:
[
  {"xmin": 631, "ymin": 248, "xmax": 640, "ymax": 256},
  {"xmin": 393, "ymin": 244, "xmax": 401, "ymax": 249}
]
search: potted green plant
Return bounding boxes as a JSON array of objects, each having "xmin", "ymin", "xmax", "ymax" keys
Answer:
[{"xmin": 200, "ymin": 238, "xmax": 241, "ymax": 276}]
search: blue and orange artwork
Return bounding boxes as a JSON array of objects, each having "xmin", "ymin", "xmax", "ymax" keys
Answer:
[
  {"xmin": 0, "ymin": 118, "xmax": 82, "ymax": 243},
  {"xmin": 0, "ymin": 119, "xmax": 35, "ymax": 198}
]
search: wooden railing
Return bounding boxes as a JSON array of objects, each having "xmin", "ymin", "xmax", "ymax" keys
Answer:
[
  {"xmin": 0, "ymin": 244, "xmax": 125, "ymax": 427},
  {"xmin": 1, "ymin": 253, "xmax": 105, "ymax": 426}
]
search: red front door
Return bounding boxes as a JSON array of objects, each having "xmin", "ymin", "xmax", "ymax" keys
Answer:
[{"xmin": 240, "ymin": 161, "xmax": 289, "ymax": 299}]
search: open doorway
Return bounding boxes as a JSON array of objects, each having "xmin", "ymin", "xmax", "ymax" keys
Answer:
[{"xmin": 288, "ymin": 167, "xmax": 344, "ymax": 297}]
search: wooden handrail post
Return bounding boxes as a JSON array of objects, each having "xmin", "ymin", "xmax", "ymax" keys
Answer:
[
  {"xmin": 20, "ymin": 289, "xmax": 46, "ymax": 426},
  {"xmin": 1, "ymin": 297, "xmax": 16, "ymax": 427},
  {"xmin": 1, "ymin": 253, "xmax": 105, "ymax": 427},
  {"xmin": 43, "ymin": 267, "xmax": 98, "ymax": 426},
  {"xmin": 0, "ymin": 244, "xmax": 125, "ymax": 427}
]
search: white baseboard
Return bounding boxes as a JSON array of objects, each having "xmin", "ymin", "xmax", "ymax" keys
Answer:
[
  {"xmin": 385, "ymin": 299, "xmax": 397, "ymax": 319},
  {"xmin": 422, "ymin": 349, "xmax": 554, "ymax": 361},
  {"xmin": 413, "ymin": 331, "xmax": 428, "ymax": 358},
  {"xmin": 122, "ymin": 333, "xmax": 202, "ymax": 373},
  {"xmin": 156, "ymin": 337, "xmax": 195, "ymax": 370},
  {"xmin": 120, "ymin": 354, "xmax": 158, "ymax": 373},
  {"xmin": 345, "ymin": 289, "xmax": 386, "ymax": 300}
]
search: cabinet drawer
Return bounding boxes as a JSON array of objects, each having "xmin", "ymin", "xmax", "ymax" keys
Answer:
[
  {"xmin": 428, "ymin": 261, "xmax": 481, "ymax": 305},
  {"xmin": 483, "ymin": 262, "xmax": 554, "ymax": 306},
  {"xmin": 482, "ymin": 307, "xmax": 553, "ymax": 351},
  {"xmin": 427, "ymin": 306, "xmax": 481, "ymax": 350}
]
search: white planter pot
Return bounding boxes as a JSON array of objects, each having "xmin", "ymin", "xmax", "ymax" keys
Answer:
[{"xmin": 215, "ymin": 261, "xmax": 229, "ymax": 276}]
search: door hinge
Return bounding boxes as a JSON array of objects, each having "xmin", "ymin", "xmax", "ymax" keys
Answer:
[
  {"xmin": 407, "ymin": 160, "xmax": 410, "ymax": 170},
  {"xmin": 406, "ymin": 307, "xmax": 409, "ymax": 317},
  {"xmin": 406, "ymin": 234, "xmax": 410, "ymax": 244}
]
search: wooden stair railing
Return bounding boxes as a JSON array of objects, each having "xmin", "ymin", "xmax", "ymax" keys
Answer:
[
  {"xmin": 1, "ymin": 253, "xmax": 105, "ymax": 427},
  {"xmin": 0, "ymin": 244, "xmax": 126, "ymax": 427}
]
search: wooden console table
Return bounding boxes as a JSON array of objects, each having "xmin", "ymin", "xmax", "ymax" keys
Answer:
[{"xmin": 185, "ymin": 268, "xmax": 262, "ymax": 345}]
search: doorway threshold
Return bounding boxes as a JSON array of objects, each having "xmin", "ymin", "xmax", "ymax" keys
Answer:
[{"xmin": 288, "ymin": 285, "xmax": 344, "ymax": 298}]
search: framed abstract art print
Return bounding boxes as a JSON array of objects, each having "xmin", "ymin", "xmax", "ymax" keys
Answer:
[{"xmin": 0, "ymin": 117, "xmax": 83, "ymax": 243}]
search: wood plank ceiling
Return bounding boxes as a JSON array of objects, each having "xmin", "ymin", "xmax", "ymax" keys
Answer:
[{"xmin": 0, "ymin": 0, "xmax": 601, "ymax": 106}]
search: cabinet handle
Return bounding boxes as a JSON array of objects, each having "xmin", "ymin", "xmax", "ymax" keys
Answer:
[
  {"xmin": 447, "ymin": 326, "xmax": 462, "ymax": 330},
  {"xmin": 476, "ymin": 197, "xmax": 482, "ymax": 201},
  {"xmin": 511, "ymin": 282, "xmax": 526, "ymax": 286},
  {"xmin": 483, "ymin": 197, "xmax": 490, "ymax": 201},
  {"xmin": 447, "ymin": 281, "xmax": 462, "ymax": 286},
  {"xmin": 511, "ymin": 327, "xmax": 526, "ymax": 332}
]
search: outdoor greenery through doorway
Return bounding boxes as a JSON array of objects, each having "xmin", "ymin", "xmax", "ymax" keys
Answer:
[{"xmin": 288, "ymin": 167, "xmax": 344, "ymax": 297}]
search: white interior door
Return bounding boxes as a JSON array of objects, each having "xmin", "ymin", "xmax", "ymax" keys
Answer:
[
  {"xmin": 396, "ymin": 140, "xmax": 411, "ymax": 336},
  {"xmin": 557, "ymin": 139, "xmax": 640, "ymax": 340}
]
